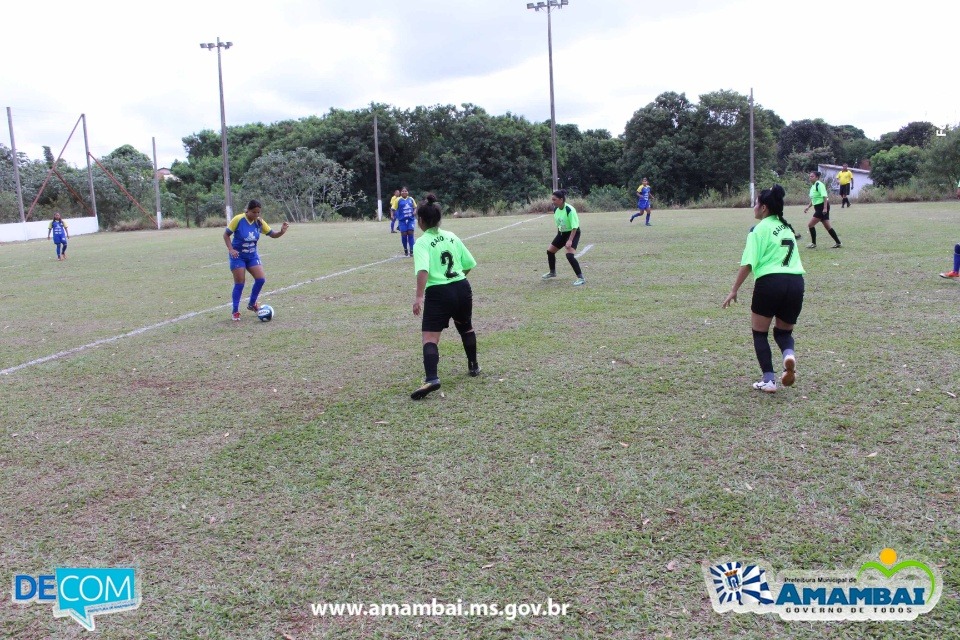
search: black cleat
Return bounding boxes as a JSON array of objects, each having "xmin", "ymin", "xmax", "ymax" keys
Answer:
[
  {"xmin": 411, "ymin": 380, "xmax": 441, "ymax": 400},
  {"xmin": 468, "ymin": 362, "xmax": 481, "ymax": 377}
]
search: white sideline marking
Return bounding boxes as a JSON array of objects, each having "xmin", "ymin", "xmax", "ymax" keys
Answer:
[
  {"xmin": 2, "ymin": 216, "xmax": 545, "ymax": 376},
  {"xmin": 575, "ymin": 244, "xmax": 594, "ymax": 258}
]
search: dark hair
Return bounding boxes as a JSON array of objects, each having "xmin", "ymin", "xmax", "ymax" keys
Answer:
[
  {"xmin": 758, "ymin": 184, "xmax": 796, "ymax": 235},
  {"xmin": 416, "ymin": 193, "xmax": 442, "ymax": 228},
  {"xmin": 810, "ymin": 171, "xmax": 821, "ymax": 179},
  {"xmin": 246, "ymin": 199, "xmax": 262, "ymax": 210},
  {"xmin": 552, "ymin": 189, "xmax": 567, "ymax": 200}
]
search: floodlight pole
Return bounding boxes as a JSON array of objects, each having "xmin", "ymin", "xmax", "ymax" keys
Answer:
[
  {"xmin": 373, "ymin": 110, "xmax": 383, "ymax": 221},
  {"xmin": 6, "ymin": 107, "xmax": 26, "ymax": 223},
  {"xmin": 528, "ymin": 0, "xmax": 569, "ymax": 192},
  {"xmin": 152, "ymin": 137, "xmax": 162, "ymax": 229},
  {"xmin": 749, "ymin": 88, "xmax": 755, "ymax": 206},
  {"xmin": 201, "ymin": 37, "xmax": 234, "ymax": 221}
]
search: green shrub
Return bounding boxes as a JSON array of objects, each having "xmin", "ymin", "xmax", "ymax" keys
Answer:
[
  {"xmin": 586, "ymin": 185, "xmax": 633, "ymax": 212},
  {"xmin": 525, "ymin": 197, "xmax": 588, "ymax": 214},
  {"xmin": 112, "ymin": 218, "xmax": 152, "ymax": 232}
]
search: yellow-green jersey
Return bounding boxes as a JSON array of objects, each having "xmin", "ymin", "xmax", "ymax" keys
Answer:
[
  {"xmin": 836, "ymin": 170, "xmax": 853, "ymax": 186},
  {"xmin": 740, "ymin": 215, "xmax": 805, "ymax": 280},
  {"xmin": 554, "ymin": 204, "xmax": 580, "ymax": 233},
  {"xmin": 809, "ymin": 181, "xmax": 828, "ymax": 205},
  {"xmin": 413, "ymin": 227, "xmax": 477, "ymax": 289}
]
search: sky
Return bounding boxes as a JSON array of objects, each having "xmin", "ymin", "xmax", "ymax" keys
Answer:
[{"xmin": 3, "ymin": 0, "xmax": 957, "ymax": 170}]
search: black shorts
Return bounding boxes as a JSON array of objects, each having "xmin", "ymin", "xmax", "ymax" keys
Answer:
[
  {"xmin": 751, "ymin": 273, "xmax": 805, "ymax": 324},
  {"xmin": 422, "ymin": 278, "xmax": 473, "ymax": 332},
  {"xmin": 839, "ymin": 183, "xmax": 850, "ymax": 196},
  {"xmin": 551, "ymin": 229, "xmax": 581, "ymax": 250},
  {"xmin": 813, "ymin": 203, "xmax": 829, "ymax": 220}
]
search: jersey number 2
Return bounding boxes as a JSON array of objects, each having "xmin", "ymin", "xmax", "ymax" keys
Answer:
[
  {"xmin": 780, "ymin": 238, "xmax": 795, "ymax": 267},
  {"xmin": 440, "ymin": 251, "xmax": 459, "ymax": 279}
]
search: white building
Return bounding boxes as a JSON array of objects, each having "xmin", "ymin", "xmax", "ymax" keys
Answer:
[{"xmin": 817, "ymin": 163, "xmax": 873, "ymax": 198}]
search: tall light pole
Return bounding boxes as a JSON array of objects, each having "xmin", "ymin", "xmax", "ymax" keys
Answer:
[
  {"xmin": 200, "ymin": 37, "xmax": 234, "ymax": 220},
  {"xmin": 527, "ymin": 0, "xmax": 568, "ymax": 192}
]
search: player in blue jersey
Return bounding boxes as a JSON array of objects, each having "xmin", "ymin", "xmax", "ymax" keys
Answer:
[
  {"xmin": 47, "ymin": 212, "xmax": 70, "ymax": 260},
  {"xmin": 630, "ymin": 178, "xmax": 653, "ymax": 225},
  {"xmin": 223, "ymin": 199, "xmax": 289, "ymax": 321},
  {"xmin": 395, "ymin": 187, "xmax": 418, "ymax": 256}
]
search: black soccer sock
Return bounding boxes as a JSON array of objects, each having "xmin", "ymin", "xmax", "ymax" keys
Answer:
[
  {"xmin": 828, "ymin": 228, "xmax": 841, "ymax": 244},
  {"xmin": 459, "ymin": 330, "xmax": 477, "ymax": 364},
  {"xmin": 566, "ymin": 252, "xmax": 582, "ymax": 277},
  {"xmin": 773, "ymin": 327, "xmax": 794, "ymax": 355},
  {"xmin": 809, "ymin": 227, "xmax": 817, "ymax": 244},
  {"xmin": 423, "ymin": 342, "xmax": 440, "ymax": 382},
  {"xmin": 753, "ymin": 330, "xmax": 774, "ymax": 375},
  {"xmin": 547, "ymin": 251, "xmax": 556, "ymax": 272}
]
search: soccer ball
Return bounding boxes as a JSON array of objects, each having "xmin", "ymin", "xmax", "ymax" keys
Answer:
[{"xmin": 257, "ymin": 305, "xmax": 274, "ymax": 322}]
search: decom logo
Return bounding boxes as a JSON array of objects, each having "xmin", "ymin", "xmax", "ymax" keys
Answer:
[
  {"xmin": 12, "ymin": 567, "xmax": 141, "ymax": 631},
  {"xmin": 703, "ymin": 548, "xmax": 942, "ymax": 621}
]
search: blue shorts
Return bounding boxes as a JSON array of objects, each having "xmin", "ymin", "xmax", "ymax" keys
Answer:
[
  {"xmin": 397, "ymin": 217, "xmax": 416, "ymax": 233},
  {"xmin": 229, "ymin": 252, "xmax": 262, "ymax": 270},
  {"xmin": 53, "ymin": 237, "xmax": 67, "ymax": 246},
  {"xmin": 637, "ymin": 199, "xmax": 650, "ymax": 210}
]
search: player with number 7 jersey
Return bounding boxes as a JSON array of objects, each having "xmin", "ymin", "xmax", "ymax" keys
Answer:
[
  {"xmin": 722, "ymin": 184, "xmax": 805, "ymax": 394},
  {"xmin": 410, "ymin": 194, "xmax": 479, "ymax": 400}
]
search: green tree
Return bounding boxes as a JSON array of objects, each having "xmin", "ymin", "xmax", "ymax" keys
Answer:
[
  {"xmin": 878, "ymin": 121, "xmax": 937, "ymax": 151},
  {"xmin": 918, "ymin": 127, "xmax": 960, "ymax": 191},
  {"xmin": 560, "ymin": 129, "xmax": 623, "ymax": 194},
  {"xmin": 776, "ymin": 119, "xmax": 840, "ymax": 171},
  {"xmin": 242, "ymin": 148, "xmax": 365, "ymax": 221},
  {"xmin": 870, "ymin": 145, "xmax": 924, "ymax": 187},
  {"xmin": 687, "ymin": 90, "xmax": 777, "ymax": 196}
]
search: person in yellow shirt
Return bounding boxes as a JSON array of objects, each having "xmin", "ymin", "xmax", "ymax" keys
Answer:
[
  {"xmin": 836, "ymin": 164, "xmax": 854, "ymax": 208},
  {"xmin": 389, "ymin": 189, "xmax": 400, "ymax": 233}
]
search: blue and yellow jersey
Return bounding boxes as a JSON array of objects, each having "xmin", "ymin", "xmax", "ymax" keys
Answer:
[
  {"xmin": 636, "ymin": 184, "xmax": 652, "ymax": 200},
  {"xmin": 49, "ymin": 219, "xmax": 68, "ymax": 238},
  {"xmin": 390, "ymin": 195, "xmax": 400, "ymax": 212},
  {"xmin": 226, "ymin": 214, "xmax": 273, "ymax": 254},
  {"xmin": 413, "ymin": 227, "xmax": 477, "ymax": 289},
  {"xmin": 396, "ymin": 196, "xmax": 417, "ymax": 221}
]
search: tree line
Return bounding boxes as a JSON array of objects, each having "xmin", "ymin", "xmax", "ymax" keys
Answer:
[{"xmin": 2, "ymin": 90, "xmax": 957, "ymax": 226}]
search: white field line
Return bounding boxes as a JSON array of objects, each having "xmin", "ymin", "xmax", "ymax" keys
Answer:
[
  {"xmin": 575, "ymin": 244, "xmax": 593, "ymax": 258},
  {"xmin": 2, "ymin": 216, "xmax": 546, "ymax": 376}
]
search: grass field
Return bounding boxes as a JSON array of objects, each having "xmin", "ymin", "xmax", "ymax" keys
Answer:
[{"xmin": 1, "ymin": 202, "xmax": 958, "ymax": 639}]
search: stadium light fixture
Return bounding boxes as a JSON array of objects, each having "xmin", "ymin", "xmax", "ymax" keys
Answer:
[
  {"xmin": 527, "ymin": 0, "xmax": 570, "ymax": 191},
  {"xmin": 200, "ymin": 37, "xmax": 235, "ymax": 220}
]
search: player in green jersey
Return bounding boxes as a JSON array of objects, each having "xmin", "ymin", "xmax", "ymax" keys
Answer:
[
  {"xmin": 722, "ymin": 185, "xmax": 805, "ymax": 393},
  {"xmin": 410, "ymin": 194, "xmax": 480, "ymax": 400},
  {"xmin": 803, "ymin": 171, "xmax": 842, "ymax": 249},
  {"xmin": 541, "ymin": 189, "xmax": 585, "ymax": 286}
]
